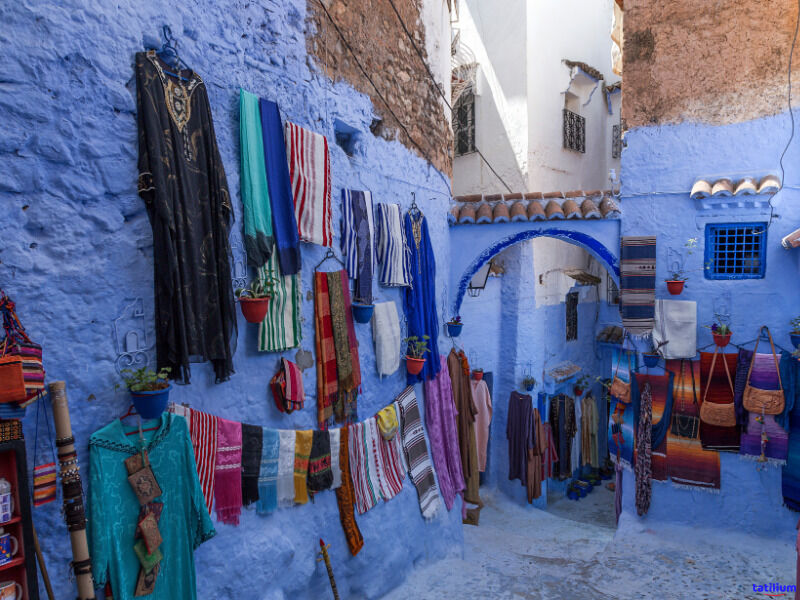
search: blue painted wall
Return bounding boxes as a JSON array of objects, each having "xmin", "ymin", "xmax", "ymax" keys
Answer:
[
  {"xmin": 0, "ymin": 1, "xmax": 463, "ymax": 598},
  {"xmin": 619, "ymin": 114, "xmax": 800, "ymax": 539}
]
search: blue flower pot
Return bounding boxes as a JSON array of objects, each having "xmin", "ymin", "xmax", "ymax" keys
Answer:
[
  {"xmin": 351, "ymin": 303, "xmax": 374, "ymax": 324},
  {"xmin": 791, "ymin": 333, "xmax": 800, "ymax": 350},
  {"xmin": 525, "ymin": 384, "xmax": 534, "ymax": 392},
  {"xmin": 131, "ymin": 385, "xmax": 171, "ymax": 419},
  {"xmin": 643, "ymin": 353, "xmax": 659, "ymax": 368},
  {"xmin": 447, "ymin": 322, "xmax": 463, "ymax": 337}
]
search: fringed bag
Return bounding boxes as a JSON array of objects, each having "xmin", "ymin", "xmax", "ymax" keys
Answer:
[
  {"xmin": 0, "ymin": 292, "xmax": 45, "ymax": 405},
  {"xmin": 742, "ymin": 327, "xmax": 785, "ymax": 416}
]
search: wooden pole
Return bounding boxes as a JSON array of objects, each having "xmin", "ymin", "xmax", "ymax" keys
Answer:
[
  {"xmin": 31, "ymin": 523, "xmax": 55, "ymax": 600},
  {"xmin": 49, "ymin": 381, "xmax": 96, "ymax": 600},
  {"xmin": 317, "ymin": 539, "xmax": 340, "ymax": 600}
]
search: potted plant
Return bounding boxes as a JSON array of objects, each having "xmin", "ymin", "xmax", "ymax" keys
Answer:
[
  {"xmin": 403, "ymin": 335, "xmax": 430, "ymax": 375},
  {"xmin": 573, "ymin": 374, "xmax": 591, "ymax": 396},
  {"xmin": 522, "ymin": 375, "xmax": 537, "ymax": 392},
  {"xmin": 706, "ymin": 321, "xmax": 732, "ymax": 347},
  {"xmin": 351, "ymin": 299, "xmax": 375, "ymax": 324},
  {"xmin": 446, "ymin": 316, "xmax": 463, "ymax": 338},
  {"xmin": 119, "ymin": 367, "xmax": 172, "ymax": 419},
  {"xmin": 665, "ymin": 238, "xmax": 698, "ymax": 295},
  {"xmin": 235, "ymin": 278, "xmax": 275, "ymax": 323},
  {"xmin": 472, "ymin": 368, "xmax": 483, "ymax": 381},
  {"xmin": 642, "ymin": 340, "xmax": 665, "ymax": 368},
  {"xmin": 790, "ymin": 316, "xmax": 800, "ymax": 349}
]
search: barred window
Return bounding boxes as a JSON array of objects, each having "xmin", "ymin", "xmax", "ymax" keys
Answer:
[
  {"xmin": 453, "ymin": 90, "xmax": 476, "ymax": 156},
  {"xmin": 611, "ymin": 124, "xmax": 621, "ymax": 159},
  {"xmin": 563, "ymin": 109, "xmax": 585, "ymax": 153},
  {"xmin": 606, "ymin": 277, "xmax": 619, "ymax": 305},
  {"xmin": 704, "ymin": 223, "xmax": 767, "ymax": 280},
  {"xmin": 566, "ymin": 291, "xmax": 579, "ymax": 341}
]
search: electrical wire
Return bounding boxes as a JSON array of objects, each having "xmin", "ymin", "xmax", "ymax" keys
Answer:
[
  {"xmin": 313, "ymin": 0, "xmax": 452, "ymax": 194},
  {"xmin": 383, "ymin": 0, "xmax": 514, "ymax": 193}
]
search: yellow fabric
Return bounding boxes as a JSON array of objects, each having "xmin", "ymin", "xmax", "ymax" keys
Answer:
[
  {"xmin": 377, "ymin": 405, "xmax": 399, "ymax": 440},
  {"xmin": 293, "ymin": 430, "xmax": 313, "ymax": 505}
]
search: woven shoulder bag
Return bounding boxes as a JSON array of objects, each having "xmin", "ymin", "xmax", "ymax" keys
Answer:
[
  {"xmin": 670, "ymin": 359, "xmax": 699, "ymax": 439},
  {"xmin": 699, "ymin": 349, "xmax": 736, "ymax": 427},
  {"xmin": 0, "ymin": 292, "xmax": 45, "ymax": 405},
  {"xmin": 742, "ymin": 326, "xmax": 785, "ymax": 415}
]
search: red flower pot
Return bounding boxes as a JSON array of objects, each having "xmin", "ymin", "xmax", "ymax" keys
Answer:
[
  {"xmin": 666, "ymin": 280, "xmax": 685, "ymax": 295},
  {"xmin": 713, "ymin": 332, "xmax": 732, "ymax": 347},
  {"xmin": 239, "ymin": 296, "xmax": 271, "ymax": 323},
  {"xmin": 473, "ymin": 370, "xmax": 483, "ymax": 381},
  {"xmin": 406, "ymin": 356, "xmax": 426, "ymax": 375},
  {"xmin": 573, "ymin": 386, "xmax": 584, "ymax": 396}
]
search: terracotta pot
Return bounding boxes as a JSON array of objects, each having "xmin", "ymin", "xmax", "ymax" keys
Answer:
[
  {"xmin": 666, "ymin": 280, "xmax": 685, "ymax": 295},
  {"xmin": 239, "ymin": 296, "xmax": 271, "ymax": 323},
  {"xmin": 406, "ymin": 356, "xmax": 426, "ymax": 375},
  {"xmin": 472, "ymin": 370, "xmax": 483, "ymax": 381},
  {"xmin": 573, "ymin": 386, "xmax": 583, "ymax": 396},
  {"xmin": 713, "ymin": 332, "xmax": 732, "ymax": 348}
]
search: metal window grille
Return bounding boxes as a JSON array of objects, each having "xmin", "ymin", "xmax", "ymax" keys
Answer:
[
  {"xmin": 453, "ymin": 90, "xmax": 475, "ymax": 156},
  {"xmin": 704, "ymin": 223, "xmax": 767, "ymax": 280},
  {"xmin": 566, "ymin": 291, "xmax": 579, "ymax": 341},
  {"xmin": 611, "ymin": 124, "xmax": 621, "ymax": 159},
  {"xmin": 606, "ymin": 277, "xmax": 620, "ymax": 305},
  {"xmin": 563, "ymin": 109, "xmax": 585, "ymax": 153}
]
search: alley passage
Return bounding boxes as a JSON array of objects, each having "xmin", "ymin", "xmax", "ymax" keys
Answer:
[{"xmin": 382, "ymin": 490, "xmax": 795, "ymax": 600}]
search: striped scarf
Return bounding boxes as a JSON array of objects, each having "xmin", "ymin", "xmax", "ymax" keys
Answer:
[
  {"xmin": 375, "ymin": 203, "xmax": 411, "ymax": 287},
  {"xmin": 285, "ymin": 121, "xmax": 332, "ymax": 246},
  {"xmin": 190, "ymin": 408, "xmax": 218, "ymax": 515},
  {"xmin": 239, "ymin": 89, "xmax": 274, "ymax": 267},
  {"xmin": 348, "ymin": 420, "xmax": 380, "ymax": 514},
  {"xmin": 397, "ymin": 387, "xmax": 441, "ymax": 520},
  {"xmin": 257, "ymin": 428, "xmax": 280, "ymax": 515},
  {"xmin": 307, "ymin": 430, "xmax": 333, "ymax": 494},
  {"xmin": 241, "ymin": 424, "xmax": 263, "ymax": 507},
  {"xmin": 257, "ymin": 251, "xmax": 302, "ymax": 352},
  {"xmin": 342, "ymin": 189, "xmax": 375, "ymax": 303},
  {"xmin": 215, "ymin": 418, "xmax": 242, "ymax": 525},
  {"xmin": 293, "ymin": 430, "xmax": 313, "ymax": 505},
  {"xmin": 374, "ymin": 406, "xmax": 406, "ymax": 502},
  {"xmin": 619, "ymin": 236, "xmax": 656, "ymax": 336},
  {"xmin": 277, "ymin": 430, "xmax": 296, "ymax": 508}
]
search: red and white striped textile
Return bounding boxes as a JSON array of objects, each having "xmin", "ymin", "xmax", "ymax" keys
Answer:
[
  {"xmin": 348, "ymin": 421, "xmax": 378, "ymax": 514},
  {"xmin": 190, "ymin": 408, "xmax": 219, "ymax": 516},
  {"xmin": 375, "ymin": 421, "xmax": 406, "ymax": 502},
  {"xmin": 284, "ymin": 121, "xmax": 332, "ymax": 247}
]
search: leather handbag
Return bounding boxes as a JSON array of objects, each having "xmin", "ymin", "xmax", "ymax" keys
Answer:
[
  {"xmin": 609, "ymin": 341, "xmax": 633, "ymax": 403},
  {"xmin": 671, "ymin": 359, "xmax": 699, "ymax": 439},
  {"xmin": 699, "ymin": 348, "xmax": 736, "ymax": 427},
  {"xmin": 742, "ymin": 326, "xmax": 785, "ymax": 416}
]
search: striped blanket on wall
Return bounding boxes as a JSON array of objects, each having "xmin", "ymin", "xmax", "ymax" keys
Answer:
[
  {"xmin": 619, "ymin": 236, "xmax": 656, "ymax": 336},
  {"xmin": 258, "ymin": 251, "xmax": 302, "ymax": 352},
  {"xmin": 375, "ymin": 203, "xmax": 411, "ymax": 287},
  {"xmin": 398, "ymin": 386, "xmax": 441, "ymax": 520}
]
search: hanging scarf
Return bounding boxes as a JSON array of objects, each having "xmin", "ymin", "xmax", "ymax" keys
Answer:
[
  {"xmin": 374, "ymin": 407, "xmax": 406, "ymax": 502},
  {"xmin": 277, "ymin": 430, "xmax": 296, "ymax": 508},
  {"xmin": 741, "ymin": 413, "xmax": 788, "ymax": 464},
  {"xmin": 423, "ymin": 356, "xmax": 466, "ymax": 513},
  {"xmin": 779, "ymin": 351, "xmax": 799, "ymax": 431},
  {"xmin": 293, "ymin": 430, "xmax": 313, "ymax": 505},
  {"xmin": 258, "ymin": 250, "xmax": 302, "ymax": 353},
  {"xmin": 403, "ymin": 212, "xmax": 441, "ymax": 383},
  {"xmin": 329, "ymin": 428, "xmax": 342, "ymax": 490},
  {"xmin": 307, "ymin": 430, "xmax": 333, "ymax": 494},
  {"xmin": 397, "ymin": 387, "xmax": 441, "ymax": 520},
  {"xmin": 375, "ymin": 203, "xmax": 411, "ymax": 287},
  {"xmin": 783, "ymin": 404, "xmax": 800, "ymax": 510},
  {"xmin": 733, "ymin": 349, "xmax": 753, "ymax": 427},
  {"xmin": 342, "ymin": 189, "xmax": 375, "ymax": 303},
  {"xmin": 270, "ymin": 357, "xmax": 305, "ymax": 414},
  {"xmin": 239, "ymin": 89, "xmax": 274, "ymax": 267},
  {"xmin": 259, "ymin": 98, "xmax": 300, "ymax": 275},
  {"xmin": 190, "ymin": 408, "xmax": 218, "ymax": 515},
  {"xmin": 285, "ymin": 121, "xmax": 332, "ymax": 246},
  {"xmin": 372, "ymin": 301, "xmax": 402, "ymax": 378},
  {"xmin": 214, "ymin": 418, "xmax": 242, "ymax": 525},
  {"xmin": 241, "ymin": 424, "xmax": 263, "ymax": 507},
  {"xmin": 257, "ymin": 428, "xmax": 280, "ymax": 515},
  {"xmin": 619, "ymin": 235, "xmax": 656, "ymax": 336},
  {"xmin": 315, "ymin": 271, "xmax": 337, "ymax": 427},
  {"xmin": 632, "ymin": 372, "xmax": 674, "ymax": 452},
  {"xmin": 334, "ymin": 427, "xmax": 364, "ymax": 556},
  {"xmin": 635, "ymin": 381, "xmax": 653, "ymax": 516},
  {"xmin": 328, "ymin": 271, "xmax": 355, "ymax": 399},
  {"xmin": 348, "ymin": 421, "xmax": 379, "ymax": 514}
]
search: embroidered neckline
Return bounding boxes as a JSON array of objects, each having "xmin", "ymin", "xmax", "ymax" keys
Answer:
[
  {"xmin": 146, "ymin": 50, "xmax": 202, "ymax": 133},
  {"xmin": 89, "ymin": 413, "xmax": 173, "ymax": 455}
]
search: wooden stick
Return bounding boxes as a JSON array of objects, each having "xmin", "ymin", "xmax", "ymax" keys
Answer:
[
  {"xmin": 31, "ymin": 523, "xmax": 55, "ymax": 600},
  {"xmin": 317, "ymin": 539, "xmax": 340, "ymax": 600},
  {"xmin": 49, "ymin": 381, "xmax": 96, "ymax": 600}
]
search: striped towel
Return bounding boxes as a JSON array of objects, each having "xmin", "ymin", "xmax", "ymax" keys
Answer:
[
  {"xmin": 258, "ymin": 250, "xmax": 302, "ymax": 352},
  {"xmin": 619, "ymin": 236, "xmax": 656, "ymax": 336},
  {"xmin": 372, "ymin": 301, "xmax": 402, "ymax": 377},
  {"xmin": 33, "ymin": 462, "xmax": 57, "ymax": 507},
  {"xmin": 257, "ymin": 428, "xmax": 280, "ymax": 515},
  {"xmin": 397, "ymin": 387, "xmax": 441, "ymax": 520},
  {"xmin": 190, "ymin": 408, "xmax": 218, "ymax": 515},
  {"xmin": 375, "ymin": 203, "xmax": 411, "ymax": 287},
  {"xmin": 342, "ymin": 189, "xmax": 375, "ymax": 303},
  {"xmin": 214, "ymin": 418, "xmax": 242, "ymax": 525},
  {"xmin": 285, "ymin": 121, "xmax": 332, "ymax": 246},
  {"xmin": 277, "ymin": 430, "xmax": 296, "ymax": 508},
  {"xmin": 372, "ymin": 415, "xmax": 406, "ymax": 502},
  {"xmin": 330, "ymin": 428, "xmax": 342, "ymax": 490},
  {"xmin": 349, "ymin": 421, "xmax": 380, "ymax": 514}
]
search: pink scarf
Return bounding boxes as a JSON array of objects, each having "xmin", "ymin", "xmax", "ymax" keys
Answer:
[{"xmin": 214, "ymin": 418, "xmax": 242, "ymax": 525}]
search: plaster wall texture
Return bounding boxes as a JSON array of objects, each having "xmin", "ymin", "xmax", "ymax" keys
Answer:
[
  {"xmin": 532, "ymin": 237, "xmax": 611, "ymax": 307},
  {"xmin": 0, "ymin": 1, "xmax": 464, "ymax": 598}
]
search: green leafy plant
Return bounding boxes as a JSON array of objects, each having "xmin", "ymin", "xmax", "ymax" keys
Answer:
[
  {"xmin": 119, "ymin": 367, "xmax": 171, "ymax": 392},
  {"xmin": 522, "ymin": 375, "xmax": 537, "ymax": 389},
  {"xmin": 403, "ymin": 335, "xmax": 430, "ymax": 359},
  {"xmin": 790, "ymin": 316, "xmax": 800, "ymax": 334},
  {"xmin": 235, "ymin": 277, "xmax": 277, "ymax": 299},
  {"xmin": 705, "ymin": 321, "xmax": 731, "ymax": 336},
  {"xmin": 447, "ymin": 315, "xmax": 462, "ymax": 325}
]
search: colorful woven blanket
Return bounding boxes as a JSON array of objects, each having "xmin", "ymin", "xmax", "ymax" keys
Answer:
[
  {"xmin": 348, "ymin": 420, "xmax": 380, "ymax": 514},
  {"xmin": 398, "ymin": 386, "xmax": 441, "ymax": 520},
  {"xmin": 619, "ymin": 236, "xmax": 656, "ymax": 336},
  {"xmin": 285, "ymin": 121, "xmax": 332, "ymax": 246},
  {"xmin": 375, "ymin": 202, "xmax": 411, "ymax": 287}
]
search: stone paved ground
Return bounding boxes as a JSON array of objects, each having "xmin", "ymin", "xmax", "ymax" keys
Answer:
[{"xmin": 382, "ymin": 489, "xmax": 796, "ymax": 599}]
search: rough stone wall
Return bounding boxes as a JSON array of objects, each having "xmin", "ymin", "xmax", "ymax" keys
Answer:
[
  {"xmin": 0, "ymin": 1, "xmax": 461, "ymax": 598},
  {"xmin": 623, "ymin": 0, "xmax": 800, "ymax": 127},
  {"xmin": 307, "ymin": 0, "xmax": 453, "ymax": 175}
]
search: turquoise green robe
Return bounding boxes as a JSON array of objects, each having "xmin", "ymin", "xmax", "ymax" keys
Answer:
[{"xmin": 88, "ymin": 413, "xmax": 215, "ymax": 599}]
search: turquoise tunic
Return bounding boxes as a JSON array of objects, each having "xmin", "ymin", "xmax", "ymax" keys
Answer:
[{"xmin": 88, "ymin": 413, "xmax": 215, "ymax": 599}]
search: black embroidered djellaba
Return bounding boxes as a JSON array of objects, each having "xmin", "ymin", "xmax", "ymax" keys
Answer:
[{"xmin": 136, "ymin": 50, "xmax": 236, "ymax": 383}]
